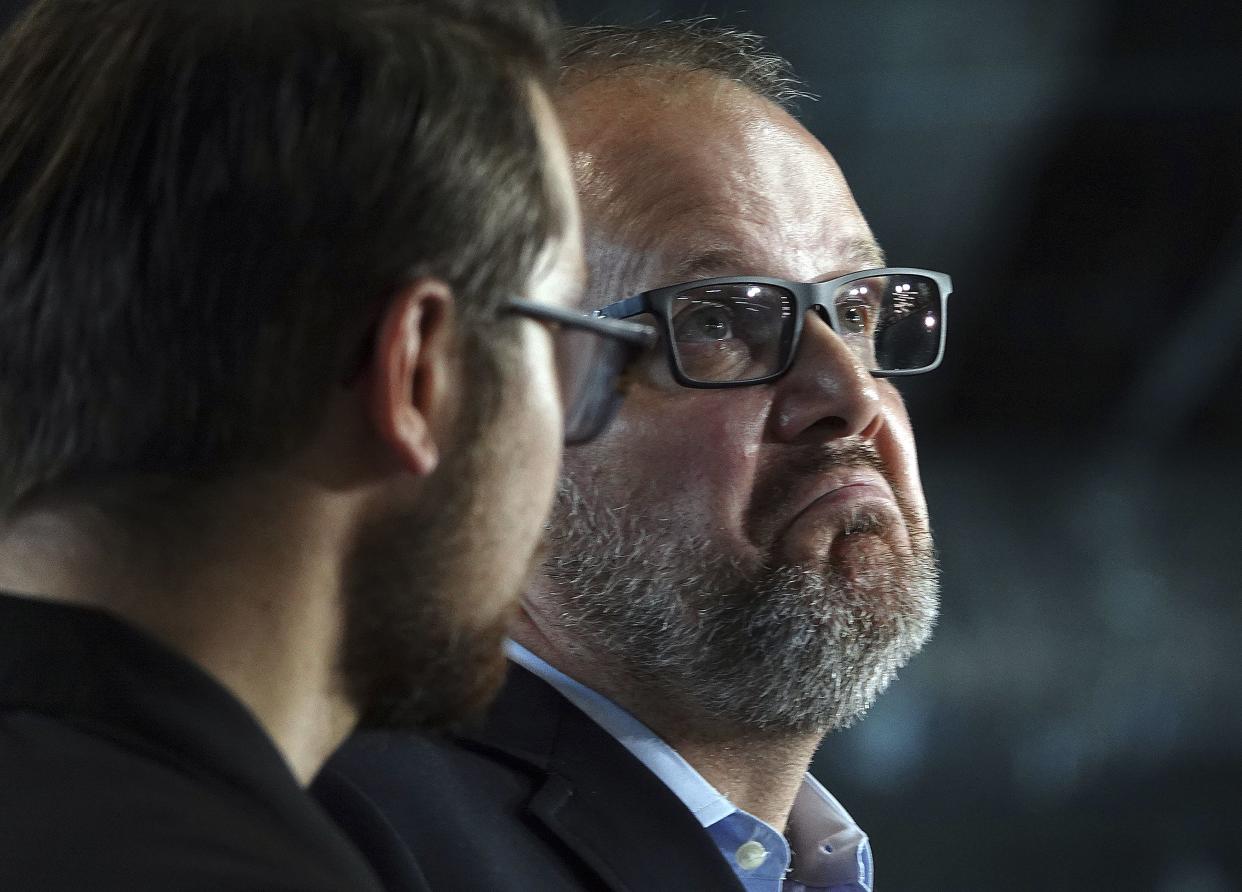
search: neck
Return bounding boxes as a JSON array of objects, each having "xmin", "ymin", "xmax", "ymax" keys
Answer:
[
  {"xmin": 666, "ymin": 734, "xmax": 820, "ymax": 832},
  {"xmin": 513, "ymin": 609, "xmax": 821, "ymax": 831},
  {"xmin": 0, "ymin": 482, "xmax": 357, "ymax": 784}
]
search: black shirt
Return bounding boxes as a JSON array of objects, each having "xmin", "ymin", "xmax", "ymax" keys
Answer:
[{"xmin": 0, "ymin": 591, "xmax": 390, "ymax": 891}]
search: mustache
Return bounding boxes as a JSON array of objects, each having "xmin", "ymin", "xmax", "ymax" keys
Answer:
[{"xmin": 744, "ymin": 440, "xmax": 893, "ymax": 548}]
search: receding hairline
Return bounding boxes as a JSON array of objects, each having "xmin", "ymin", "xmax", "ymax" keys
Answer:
[
  {"xmin": 553, "ymin": 19, "xmax": 821, "ymax": 251},
  {"xmin": 555, "ymin": 21, "xmax": 886, "ymax": 304},
  {"xmin": 557, "ymin": 19, "xmax": 812, "ymax": 111}
]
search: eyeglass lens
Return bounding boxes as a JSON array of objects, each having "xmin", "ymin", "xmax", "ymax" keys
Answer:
[
  {"xmin": 553, "ymin": 325, "xmax": 629, "ymax": 445},
  {"xmin": 668, "ymin": 274, "xmax": 943, "ymax": 382}
]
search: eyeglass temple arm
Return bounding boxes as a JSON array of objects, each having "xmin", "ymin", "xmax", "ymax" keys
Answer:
[{"xmin": 595, "ymin": 295, "xmax": 649, "ymax": 319}]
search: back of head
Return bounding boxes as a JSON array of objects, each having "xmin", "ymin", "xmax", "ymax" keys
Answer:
[{"xmin": 0, "ymin": 0, "xmax": 559, "ymax": 513}]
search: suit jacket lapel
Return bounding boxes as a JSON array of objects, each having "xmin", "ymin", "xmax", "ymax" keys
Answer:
[{"xmin": 464, "ymin": 665, "xmax": 745, "ymax": 892}]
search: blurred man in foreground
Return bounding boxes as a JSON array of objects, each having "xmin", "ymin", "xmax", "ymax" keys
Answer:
[
  {"xmin": 325, "ymin": 20, "xmax": 951, "ymax": 892},
  {"xmin": 0, "ymin": 0, "xmax": 654, "ymax": 888}
]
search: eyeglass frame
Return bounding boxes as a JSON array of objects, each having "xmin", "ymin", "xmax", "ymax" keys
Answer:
[
  {"xmin": 504, "ymin": 297, "xmax": 656, "ymax": 348},
  {"xmin": 503, "ymin": 298, "xmax": 657, "ymax": 444},
  {"xmin": 594, "ymin": 267, "xmax": 953, "ymax": 389}
]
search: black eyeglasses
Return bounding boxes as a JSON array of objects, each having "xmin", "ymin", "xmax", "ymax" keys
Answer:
[
  {"xmin": 504, "ymin": 299, "xmax": 656, "ymax": 445},
  {"xmin": 595, "ymin": 268, "xmax": 952, "ymax": 388}
]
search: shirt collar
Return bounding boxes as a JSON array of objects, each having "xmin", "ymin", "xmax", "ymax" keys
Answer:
[
  {"xmin": 505, "ymin": 641, "xmax": 872, "ymax": 890},
  {"xmin": 505, "ymin": 640, "xmax": 734, "ymax": 825},
  {"xmin": 786, "ymin": 774, "xmax": 873, "ymax": 890}
]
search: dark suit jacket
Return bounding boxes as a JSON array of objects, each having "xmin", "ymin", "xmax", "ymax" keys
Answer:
[
  {"xmin": 0, "ymin": 592, "xmax": 401, "ymax": 892},
  {"xmin": 317, "ymin": 664, "xmax": 746, "ymax": 891}
]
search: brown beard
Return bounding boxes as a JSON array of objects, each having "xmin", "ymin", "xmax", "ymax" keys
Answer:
[
  {"xmin": 338, "ymin": 336, "xmax": 530, "ymax": 734},
  {"xmin": 338, "ymin": 491, "xmax": 517, "ymax": 733}
]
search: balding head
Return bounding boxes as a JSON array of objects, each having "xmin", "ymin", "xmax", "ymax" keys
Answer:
[
  {"xmin": 553, "ymin": 21, "xmax": 880, "ymax": 309},
  {"xmin": 557, "ymin": 70, "xmax": 881, "ymax": 310},
  {"xmin": 520, "ymin": 22, "xmax": 936, "ymax": 741}
]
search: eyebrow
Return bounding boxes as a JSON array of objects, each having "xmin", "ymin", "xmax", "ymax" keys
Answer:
[
  {"xmin": 670, "ymin": 237, "xmax": 888, "ymax": 285},
  {"xmin": 669, "ymin": 247, "xmax": 757, "ymax": 282},
  {"xmin": 841, "ymin": 236, "xmax": 887, "ymax": 270}
]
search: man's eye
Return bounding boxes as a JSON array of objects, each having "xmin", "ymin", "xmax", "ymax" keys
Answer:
[
  {"xmin": 674, "ymin": 303, "xmax": 735, "ymax": 342},
  {"xmin": 838, "ymin": 302, "xmax": 875, "ymax": 335}
]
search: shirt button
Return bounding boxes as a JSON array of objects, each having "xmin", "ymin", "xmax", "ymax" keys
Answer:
[{"xmin": 735, "ymin": 840, "xmax": 769, "ymax": 870}]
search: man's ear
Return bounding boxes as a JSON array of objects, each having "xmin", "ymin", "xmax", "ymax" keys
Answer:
[{"xmin": 365, "ymin": 278, "xmax": 457, "ymax": 478}]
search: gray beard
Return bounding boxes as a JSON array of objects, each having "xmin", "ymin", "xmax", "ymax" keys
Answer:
[{"xmin": 542, "ymin": 463, "xmax": 939, "ymax": 739}]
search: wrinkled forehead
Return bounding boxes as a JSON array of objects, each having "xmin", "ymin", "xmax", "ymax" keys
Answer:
[{"xmin": 556, "ymin": 71, "xmax": 881, "ymax": 305}]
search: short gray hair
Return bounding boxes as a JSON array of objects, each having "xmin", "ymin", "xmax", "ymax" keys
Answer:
[{"xmin": 559, "ymin": 17, "xmax": 810, "ymax": 110}]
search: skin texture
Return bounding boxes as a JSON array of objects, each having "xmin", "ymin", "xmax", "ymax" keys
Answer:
[
  {"xmin": 514, "ymin": 71, "xmax": 936, "ymax": 832},
  {"xmin": 0, "ymin": 85, "xmax": 584, "ymax": 784},
  {"xmin": 558, "ymin": 73, "xmax": 926, "ymax": 569}
]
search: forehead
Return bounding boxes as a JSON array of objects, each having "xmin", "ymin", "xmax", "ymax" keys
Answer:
[{"xmin": 558, "ymin": 71, "xmax": 881, "ymax": 292}]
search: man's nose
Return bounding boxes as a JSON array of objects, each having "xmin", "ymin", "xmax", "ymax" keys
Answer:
[{"xmin": 768, "ymin": 307, "xmax": 884, "ymax": 442}]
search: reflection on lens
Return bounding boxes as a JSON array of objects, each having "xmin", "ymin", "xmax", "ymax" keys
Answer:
[
  {"xmin": 875, "ymin": 275, "xmax": 941, "ymax": 371},
  {"xmin": 835, "ymin": 274, "xmax": 941, "ymax": 372}
]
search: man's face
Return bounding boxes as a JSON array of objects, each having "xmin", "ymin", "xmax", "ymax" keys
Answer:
[
  {"xmin": 342, "ymin": 86, "xmax": 585, "ymax": 732},
  {"xmin": 534, "ymin": 73, "xmax": 938, "ymax": 738}
]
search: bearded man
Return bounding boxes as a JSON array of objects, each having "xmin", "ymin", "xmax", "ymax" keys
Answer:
[
  {"xmin": 323, "ymin": 20, "xmax": 950, "ymax": 892},
  {"xmin": 0, "ymin": 1, "xmax": 656, "ymax": 889}
]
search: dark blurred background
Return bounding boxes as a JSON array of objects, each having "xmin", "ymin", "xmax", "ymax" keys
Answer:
[
  {"xmin": 1, "ymin": 0, "xmax": 1238, "ymax": 888},
  {"xmin": 553, "ymin": 1, "xmax": 1242, "ymax": 889}
]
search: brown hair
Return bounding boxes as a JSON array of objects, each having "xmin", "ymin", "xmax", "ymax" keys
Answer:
[{"xmin": 0, "ymin": 0, "xmax": 560, "ymax": 510}]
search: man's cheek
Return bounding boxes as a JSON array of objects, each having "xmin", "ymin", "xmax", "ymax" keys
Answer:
[
  {"xmin": 876, "ymin": 400, "xmax": 928, "ymax": 520},
  {"xmin": 656, "ymin": 416, "xmax": 764, "ymax": 528}
]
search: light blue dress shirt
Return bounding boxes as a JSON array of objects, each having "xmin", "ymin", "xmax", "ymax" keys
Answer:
[{"xmin": 506, "ymin": 642, "xmax": 874, "ymax": 892}]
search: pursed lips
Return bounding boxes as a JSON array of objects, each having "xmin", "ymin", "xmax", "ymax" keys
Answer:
[{"xmin": 773, "ymin": 468, "xmax": 898, "ymax": 544}]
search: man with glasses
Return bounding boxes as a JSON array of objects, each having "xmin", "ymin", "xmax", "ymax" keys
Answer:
[
  {"xmin": 0, "ymin": 0, "xmax": 650, "ymax": 889},
  {"xmin": 323, "ymin": 19, "xmax": 949, "ymax": 892}
]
